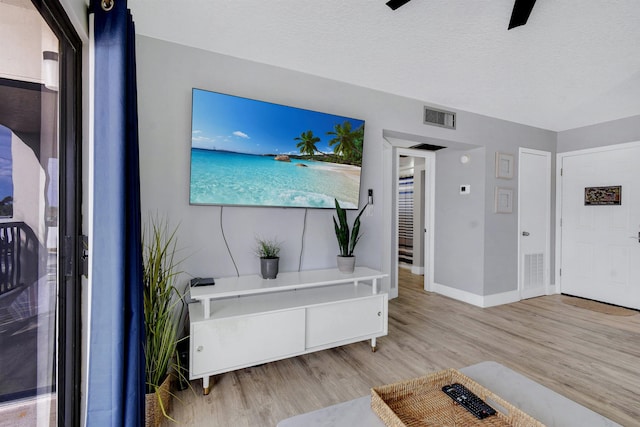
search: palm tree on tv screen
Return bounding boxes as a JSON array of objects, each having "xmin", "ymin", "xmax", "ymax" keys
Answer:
[
  {"xmin": 294, "ymin": 130, "xmax": 320, "ymax": 157},
  {"xmin": 351, "ymin": 124, "xmax": 364, "ymax": 164},
  {"xmin": 327, "ymin": 121, "xmax": 364, "ymax": 166}
]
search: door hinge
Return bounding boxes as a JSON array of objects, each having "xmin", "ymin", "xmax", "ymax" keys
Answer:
[
  {"xmin": 559, "ymin": 268, "xmax": 562, "ymax": 276},
  {"xmin": 560, "ymin": 168, "xmax": 563, "ymax": 176},
  {"xmin": 560, "ymin": 218, "xmax": 562, "ymax": 227}
]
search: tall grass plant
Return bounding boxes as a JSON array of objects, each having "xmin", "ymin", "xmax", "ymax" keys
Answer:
[{"xmin": 143, "ymin": 217, "xmax": 186, "ymax": 419}]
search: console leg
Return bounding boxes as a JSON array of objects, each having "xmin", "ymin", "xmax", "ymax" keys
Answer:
[
  {"xmin": 202, "ymin": 376, "xmax": 212, "ymax": 395},
  {"xmin": 371, "ymin": 337, "xmax": 377, "ymax": 353}
]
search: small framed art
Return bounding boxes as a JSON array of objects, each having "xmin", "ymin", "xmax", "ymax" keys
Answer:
[
  {"xmin": 495, "ymin": 187, "xmax": 513, "ymax": 213},
  {"xmin": 495, "ymin": 152, "xmax": 514, "ymax": 179}
]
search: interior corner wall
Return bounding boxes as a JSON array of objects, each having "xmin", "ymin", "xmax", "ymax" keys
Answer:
[
  {"xmin": 483, "ymin": 144, "xmax": 521, "ymax": 295},
  {"xmin": 135, "ymin": 34, "xmax": 558, "ymax": 297},
  {"xmin": 481, "ymin": 120, "xmax": 556, "ymax": 296},
  {"xmin": 557, "ymin": 115, "xmax": 640, "ymax": 152},
  {"xmin": 434, "ymin": 147, "xmax": 485, "ymax": 295}
]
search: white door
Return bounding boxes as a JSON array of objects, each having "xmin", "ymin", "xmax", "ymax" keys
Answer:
[
  {"xmin": 560, "ymin": 143, "xmax": 640, "ymax": 309},
  {"xmin": 518, "ymin": 149, "xmax": 551, "ymax": 299}
]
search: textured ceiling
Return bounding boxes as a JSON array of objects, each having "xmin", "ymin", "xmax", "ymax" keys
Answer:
[{"xmin": 129, "ymin": 0, "xmax": 640, "ymax": 131}]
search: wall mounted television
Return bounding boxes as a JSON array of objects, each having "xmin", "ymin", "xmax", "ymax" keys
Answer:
[{"xmin": 190, "ymin": 88, "xmax": 365, "ymax": 209}]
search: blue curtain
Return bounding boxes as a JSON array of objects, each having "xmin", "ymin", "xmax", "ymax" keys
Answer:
[{"xmin": 87, "ymin": 0, "xmax": 144, "ymax": 425}]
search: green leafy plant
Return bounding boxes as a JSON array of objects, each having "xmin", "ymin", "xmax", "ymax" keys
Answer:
[
  {"xmin": 143, "ymin": 217, "xmax": 186, "ymax": 419},
  {"xmin": 333, "ymin": 199, "xmax": 367, "ymax": 257},
  {"xmin": 254, "ymin": 237, "xmax": 281, "ymax": 259}
]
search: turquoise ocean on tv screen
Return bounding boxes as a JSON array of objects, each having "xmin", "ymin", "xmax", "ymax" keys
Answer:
[{"xmin": 190, "ymin": 149, "xmax": 360, "ymax": 209}]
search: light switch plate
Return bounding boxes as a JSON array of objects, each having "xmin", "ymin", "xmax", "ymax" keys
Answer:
[{"xmin": 460, "ymin": 185, "xmax": 471, "ymax": 194}]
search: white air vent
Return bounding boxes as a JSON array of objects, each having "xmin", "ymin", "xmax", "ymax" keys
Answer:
[
  {"xmin": 423, "ymin": 106, "xmax": 456, "ymax": 129},
  {"xmin": 523, "ymin": 253, "xmax": 544, "ymax": 289}
]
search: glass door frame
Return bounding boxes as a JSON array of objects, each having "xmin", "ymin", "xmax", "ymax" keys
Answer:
[{"xmin": 30, "ymin": 0, "xmax": 83, "ymax": 425}]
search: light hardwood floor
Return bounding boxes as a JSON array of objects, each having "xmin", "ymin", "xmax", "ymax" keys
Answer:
[{"xmin": 163, "ymin": 270, "xmax": 640, "ymax": 426}]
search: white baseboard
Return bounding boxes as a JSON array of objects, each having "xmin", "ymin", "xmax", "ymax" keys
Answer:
[
  {"xmin": 411, "ymin": 266, "xmax": 425, "ymax": 275},
  {"xmin": 432, "ymin": 283, "xmax": 484, "ymax": 307},
  {"xmin": 482, "ymin": 289, "xmax": 521, "ymax": 307},
  {"xmin": 432, "ymin": 283, "xmax": 520, "ymax": 308}
]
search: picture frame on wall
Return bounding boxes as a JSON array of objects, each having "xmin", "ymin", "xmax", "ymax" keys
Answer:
[
  {"xmin": 584, "ymin": 186, "xmax": 622, "ymax": 206},
  {"xmin": 495, "ymin": 187, "xmax": 513, "ymax": 213},
  {"xmin": 495, "ymin": 152, "xmax": 514, "ymax": 179}
]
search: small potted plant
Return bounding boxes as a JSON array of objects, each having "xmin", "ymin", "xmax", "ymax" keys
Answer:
[
  {"xmin": 255, "ymin": 237, "xmax": 281, "ymax": 279},
  {"xmin": 333, "ymin": 199, "xmax": 367, "ymax": 273}
]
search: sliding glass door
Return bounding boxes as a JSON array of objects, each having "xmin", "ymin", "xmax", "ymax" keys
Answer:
[{"xmin": 0, "ymin": 0, "xmax": 81, "ymax": 425}]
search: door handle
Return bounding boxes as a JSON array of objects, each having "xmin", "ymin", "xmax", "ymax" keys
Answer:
[{"xmin": 522, "ymin": 231, "xmax": 530, "ymax": 236}]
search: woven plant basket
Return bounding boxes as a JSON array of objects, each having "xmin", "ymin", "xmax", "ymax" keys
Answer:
[
  {"xmin": 145, "ymin": 374, "xmax": 172, "ymax": 427},
  {"xmin": 371, "ymin": 368, "xmax": 545, "ymax": 427}
]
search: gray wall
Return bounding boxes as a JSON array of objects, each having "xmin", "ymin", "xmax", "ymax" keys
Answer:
[
  {"xmin": 557, "ymin": 115, "xmax": 640, "ymax": 152},
  {"xmin": 136, "ymin": 35, "xmax": 557, "ymax": 296},
  {"xmin": 432, "ymin": 116, "xmax": 556, "ymax": 296},
  {"xmin": 478, "ymin": 118, "xmax": 557, "ymax": 295},
  {"xmin": 434, "ymin": 147, "xmax": 486, "ymax": 294},
  {"xmin": 136, "ymin": 35, "xmax": 390, "ymax": 280}
]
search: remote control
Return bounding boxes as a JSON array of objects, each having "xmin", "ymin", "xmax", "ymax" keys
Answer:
[
  {"xmin": 442, "ymin": 383, "xmax": 497, "ymax": 420},
  {"xmin": 190, "ymin": 277, "xmax": 215, "ymax": 287}
]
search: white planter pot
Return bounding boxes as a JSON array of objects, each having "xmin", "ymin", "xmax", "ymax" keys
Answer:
[{"xmin": 336, "ymin": 255, "xmax": 356, "ymax": 273}]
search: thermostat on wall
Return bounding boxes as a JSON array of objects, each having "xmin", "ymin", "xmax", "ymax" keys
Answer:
[{"xmin": 460, "ymin": 185, "xmax": 471, "ymax": 195}]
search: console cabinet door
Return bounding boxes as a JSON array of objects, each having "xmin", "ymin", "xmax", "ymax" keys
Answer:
[
  {"xmin": 305, "ymin": 296, "xmax": 386, "ymax": 348},
  {"xmin": 191, "ymin": 309, "xmax": 305, "ymax": 375}
]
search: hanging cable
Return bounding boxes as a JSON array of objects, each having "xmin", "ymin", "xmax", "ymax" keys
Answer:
[
  {"xmin": 220, "ymin": 206, "xmax": 239, "ymax": 277},
  {"xmin": 298, "ymin": 208, "xmax": 308, "ymax": 271}
]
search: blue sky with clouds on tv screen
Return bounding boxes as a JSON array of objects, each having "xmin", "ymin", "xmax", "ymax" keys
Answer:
[{"xmin": 191, "ymin": 89, "xmax": 364, "ymax": 156}]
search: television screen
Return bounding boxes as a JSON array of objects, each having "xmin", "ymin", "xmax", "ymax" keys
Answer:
[{"xmin": 190, "ymin": 88, "xmax": 365, "ymax": 209}]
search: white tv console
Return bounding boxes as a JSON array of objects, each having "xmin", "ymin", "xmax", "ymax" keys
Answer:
[{"xmin": 188, "ymin": 267, "xmax": 388, "ymax": 394}]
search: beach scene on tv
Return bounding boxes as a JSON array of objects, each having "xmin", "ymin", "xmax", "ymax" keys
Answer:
[{"xmin": 190, "ymin": 89, "xmax": 365, "ymax": 209}]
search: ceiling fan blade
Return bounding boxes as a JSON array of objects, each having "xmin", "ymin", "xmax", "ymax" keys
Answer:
[
  {"xmin": 508, "ymin": 0, "xmax": 537, "ymax": 30},
  {"xmin": 386, "ymin": 0, "xmax": 412, "ymax": 11}
]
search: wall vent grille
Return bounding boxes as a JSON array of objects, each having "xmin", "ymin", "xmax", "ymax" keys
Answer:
[
  {"xmin": 524, "ymin": 253, "xmax": 544, "ymax": 289},
  {"xmin": 423, "ymin": 106, "xmax": 456, "ymax": 129}
]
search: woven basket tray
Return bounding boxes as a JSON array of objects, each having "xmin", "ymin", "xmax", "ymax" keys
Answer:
[{"xmin": 371, "ymin": 368, "xmax": 546, "ymax": 427}]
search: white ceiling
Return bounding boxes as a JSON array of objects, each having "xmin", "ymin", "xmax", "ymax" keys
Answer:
[{"xmin": 128, "ymin": 0, "xmax": 640, "ymax": 132}]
